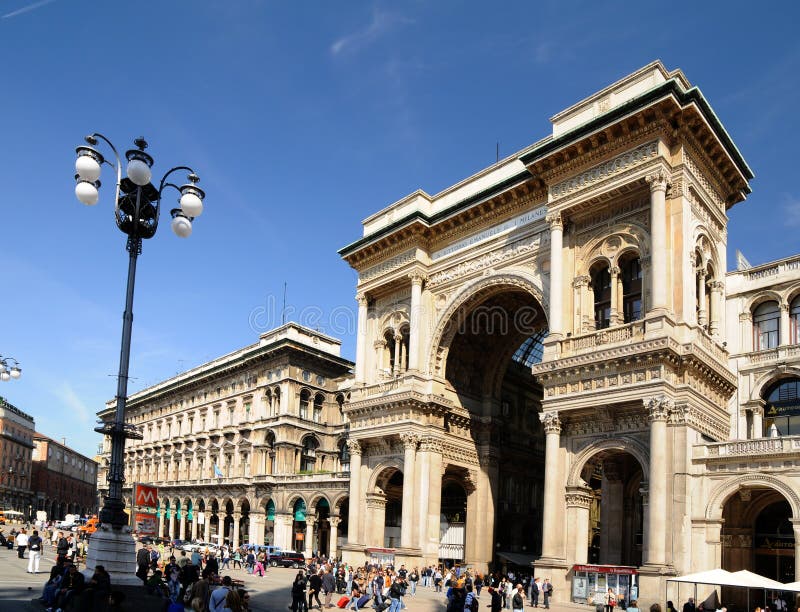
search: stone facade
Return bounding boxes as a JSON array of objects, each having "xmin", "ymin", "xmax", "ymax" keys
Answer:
[
  {"xmin": 336, "ymin": 60, "xmax": 792, "ymax": 605},
  {"xmin": 96, "ymin": 323, "xmax": 353, "ymax": 557},
  {"xmin": 0, "ymin": 396, "xmax": 35, "ymax": 517},
  {"xmin": 31, "ymin": 433, "xmax": 98, "ymax": 520}
]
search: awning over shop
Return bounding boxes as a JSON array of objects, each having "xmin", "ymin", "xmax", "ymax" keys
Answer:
[{"xmin": 497, "ymin": 552, "xmax": 537, "ymax": 567}]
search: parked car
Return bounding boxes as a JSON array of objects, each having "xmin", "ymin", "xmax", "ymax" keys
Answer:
[
  {"xmin": 171, "ymin": 539, "xmax": 187, "ymax": 549},
  {"xmin": 273, "ymin": 551, "xmax": 306, "ymax": 568},
  {"xmin": 138, "ymin": 535, "xmax": 169, "ymax": 546}
]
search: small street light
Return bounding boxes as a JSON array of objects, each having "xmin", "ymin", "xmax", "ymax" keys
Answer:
[
  {"xmin": 74, "ymin": 133, "xmax": 205, "ymax": 577},
  {"xmin": 0, "ymin": 356, "xmax": 22, "ymax": 381}
]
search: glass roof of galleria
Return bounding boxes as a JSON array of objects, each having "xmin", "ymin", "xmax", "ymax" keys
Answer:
[{"xmin": 512, "ymin": 329, "xmax": 547, "ymax": 368}]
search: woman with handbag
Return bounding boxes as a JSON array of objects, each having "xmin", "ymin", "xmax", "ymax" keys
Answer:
[{"xmin": 604, "ymin": 588, "xmax": 617, "ymax": 612}]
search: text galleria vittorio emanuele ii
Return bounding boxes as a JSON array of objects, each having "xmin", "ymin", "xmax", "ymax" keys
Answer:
[{"xmin": 97, "ymin": 61, "xmax": 800, "ymax": 606}]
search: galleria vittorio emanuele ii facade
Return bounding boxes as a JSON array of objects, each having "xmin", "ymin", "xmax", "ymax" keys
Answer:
[{"xmin": 97, "ymin": 61, "xmax": 800, "ymax": 606}]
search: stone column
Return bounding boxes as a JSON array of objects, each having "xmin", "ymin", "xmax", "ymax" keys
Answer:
[
  {"xmin": 158, "ymin": 506, "xmax": 165, "ymax": 538},
  {"xmin": 375, "ymin": 340, "xmax": 386, "ymax": 375},
  {"xmin": 740, "ymin": 312, "xmax": 753, "ymax": 353},
  {"xmin": 572, "ymin": 276, "xmax": 590, "ymax": 333},
  {"xmin": 366, "ymin": 494, "xmax": 387, "ymax": 546},
  {"xmin": 539, "ymin": 412, "xmax": 563, "ymax": 560},
  {"xmin": 646, "ymin": 171, "xmax": 669, "ymax": 312},
  {"xmin": 204, "ymin": 513, "xmax": 211, "ymax": 541},
  {"xmin": 393, "ymin": 332, "xmax": 403, "ymax": 376},
  {"xmin": 179, "ymin": 510, "xmax": 187, "ymax": 540},
  {"xmin": 191, "ymin": 508, "xmax": 198, "ymax": 541},
  {"xmin": 355, "ymin": 293, "xmax": 369, "ymax": 384},
  {"xmin": 609, "ymin": 266, "xmax": 621, "ymax": 326},
  {"xmin": 400, "ymin": 433, "xmax": 418, "ymax": 548},
  {"xmin": 232, "ymin": 513, "xmax": 241, "ymax": 549},
  {"xmin": 168, "ymin": 511, "xmax": 176, "ymax": 540},
  {"xmin": 547, "ymin": 212, "xmax": 564, "ymax": 338},
  {"xmin": 753, "ymin": 404, "xmax": 765, "ymax": 438},
  {"xmin": 346, "ymin": 440, "xmax": 362, "ymax": 545},
  {"xmin": 565, "ymin": 487, "xmax": 593, "ymax": 565},
  {"xmin": 416, "ymin": 441, "xmax": 431, "ymax": 551},
  {"xmin": 305, "ymin": 515, "xmax": 315, "ymax": 558},
  {"xmin": 408, "ymin": 273, "xmax": 425, "ymax": 371},
  {"xmin": 249, "ymin": 511, "xmax": 265, "ymax": 547},
  {"xmin": 781, "ymin": 303, "xmax": 791, "ymax": 346},
  {"xmin": 696, "ymin": 269, "xmax": 708, "ymax": 327},
  {"xmin": 709, "ymin": 281, "xmax": 724, "ymax": 337},
  {"xmin": 329, "ymin": 516, "xmax": 341, "ymax": 560},
  {"xmin": 274, "ymin": 513, "xmax": 293, "ymax": 551},
  {"xmin": 792, "ymin": 519, "xmax": 800, "ymax": 581},
  {"xmin": 644, "ymin": 395, "xmax": 671, "ymax": 567}
]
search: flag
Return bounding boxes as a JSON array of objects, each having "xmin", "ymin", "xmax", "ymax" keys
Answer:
[{"xmin": 213, "ymin": 463, "xmax": 223, "ymax": 478}]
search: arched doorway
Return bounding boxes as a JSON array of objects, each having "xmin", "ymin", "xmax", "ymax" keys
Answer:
[
  {"xmin": 239, "ymin": 499, "xmax": 250, "ymax": 547},
  {"xmin": 265, "ymin": 499, "xmax": 276, "ymax": 545},
  {"xmin": 435, "ymin": 280, "xmax": 548, "ymax": 565},
  {"xmin": 579, "ymin": 451, "xmax": 644, "ymax": 567},
  {"xmin": 440, "ymin": 480, "xmax": 467, "ymax": 565},
  {"xmin": 292, "ymin": 498, "xmax": 307, "ymax": 553},
  {"xmin": 721, "ymin": 487, "xmax": 796, "ymax": 608},
  {"xmin": 375, "ymin": 468, "xmax": 403, "ymax": 549},
  {"xmin": 315, "ymin": 498, "xmax": 331, "ymax": 557}
]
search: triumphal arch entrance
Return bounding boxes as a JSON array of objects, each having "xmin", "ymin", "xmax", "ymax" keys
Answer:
[{"xmin": 339, "ymin": 61, "xmax": 752, "ymax": 602}]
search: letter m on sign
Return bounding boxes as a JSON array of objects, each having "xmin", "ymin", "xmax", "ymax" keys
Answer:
[{"xmin": 135, "ymin": 484, "xmax": 158, "ymax": 507}]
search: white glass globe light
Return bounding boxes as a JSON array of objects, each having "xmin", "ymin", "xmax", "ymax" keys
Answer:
[
  {"xmin": 171, "ymin": 215, "xmax": 192, "ymax": 238},
  {"xmin": 75, "ymin": 155, "xmax": 101, "ymax": 182},
  {"xmin": 10, "ymin": 368, "xmax": 20, "ymax": 379},
  {"xmin": 127, "ymin": 158, "xmax": 152, "ymax": 186},
  {"xmin": 180, "ymin": 192, "xmax": 204, "ymax": 217},
  {"xmin": 75, "ymin": 181, "xmax": 99, "ymax": 205},
  {"xmin": 0, "ymin": 371, "xmax": 9, "ymax": 382}
]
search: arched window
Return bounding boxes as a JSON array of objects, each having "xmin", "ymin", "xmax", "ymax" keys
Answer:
[
  {"xmin": 763, "ymin": 379, "xmax": 800, "ymax": 436},
  {"xmin": 384, "ymin": 330, "xmax": 397, "ymax": 375},
  {"xmin": 338, "ymin": 440, "xmax": 350, "ymax": 472},
  {"xmin": 301, "ymin": 437, "xmax": 319, "ymax": 472},
  {"xmin": 313, "ymin": 395, "xmax": 324, "ymax": 423},
  {"xmin": 753, "ymin": 301, "xmax": 780, "ymax": 351},
  {"xmin": 791, "ymin": 296, "xmax": 800, "ymax": 345},
  {"xmin": 591, "ymin": 263, "xmax": 611, "ymax": 330},
  {"xmin": 620, "ymin": 255, "xmax": 642, "ymax": 323},
  {"xmin": 299, "ymin": 390, "xmax": 310, "ymax": 420}
]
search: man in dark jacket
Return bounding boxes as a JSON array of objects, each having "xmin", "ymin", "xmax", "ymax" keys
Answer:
[
  {"xmin": 54, "ymin": 563, "xmax": 85, "ymax": 610},
  {"xmin": 136, "ymin": 545, "xmax": 151, "ymax": 584},
  {"xmin": 309, "ymin": 570, "xmax": 323, "ymax": 610}
]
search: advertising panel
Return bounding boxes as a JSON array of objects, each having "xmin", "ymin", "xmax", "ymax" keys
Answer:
[{"xmin": 134, "ymin": 512, "xmax": 158, "ymax": 536}]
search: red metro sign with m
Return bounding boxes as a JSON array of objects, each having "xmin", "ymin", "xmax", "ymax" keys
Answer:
[{"xmin": 135, "ymin": 484, "xmax": 158, "ymax": 508}]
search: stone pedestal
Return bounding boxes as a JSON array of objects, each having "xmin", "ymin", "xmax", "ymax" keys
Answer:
[{"xmin": 84, "ymin": 523, "xmax": 140, "ymax": 585}]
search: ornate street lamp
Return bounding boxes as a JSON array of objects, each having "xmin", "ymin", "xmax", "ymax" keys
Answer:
[
  {"xmin": 74, "ymin": 133, "xmax": 205, "ymax": 577},
  {"xmin": 0, "ymin": 356, "xmax": 22, "ymax": 381}
]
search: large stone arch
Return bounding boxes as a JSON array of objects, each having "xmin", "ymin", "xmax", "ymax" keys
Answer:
[
  {"xmin": 426, "ymin": 271, "xmax": 548, "ymax": 378},
  {"xmin": 567, "ymin": 436, "xmax": 651, "ymax": 487},
  {"xmin": 366, "ymin": 460, "xmax": 404, "ymax": 493},
  {"xmin": 705, "ymin": 473, "xmax": 800, "ymax": 522}
]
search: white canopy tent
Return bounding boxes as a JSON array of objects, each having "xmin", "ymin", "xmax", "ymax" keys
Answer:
[{"xmin": 668, "ymin": 569, "xmax": 800, "ymax": 611}]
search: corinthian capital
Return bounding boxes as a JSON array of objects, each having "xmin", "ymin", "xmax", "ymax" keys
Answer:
[
  {"xmin": 546, "ymin": 212, "xmax": 563, "ymax": 230},
  {"xmin": 356, "ymin": 293, "xmax": 369, "ymax": 307},
  {"xmin": 408, "ymin": 271, "xmax": 427, "ymax": 286},
  {"xmin": 346, "ymin": 439, "xmax": 363, "ymax": 456},
  {"xmin": 644, "ymin": 395, "xmax": 672, "ymax": 422},
  {"xmin": 399, "ymin": 433, "xmax": 419, "ymax": 450},
  {"xmin": 646, "ymin": 170, "xmax": 670, "ymax": 193},
  {"xmin": 539, "ymin": 411, "xmax": 562, "ymax": 434}
]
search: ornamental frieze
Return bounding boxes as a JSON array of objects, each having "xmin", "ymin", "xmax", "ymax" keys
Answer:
[
  {"xmin": 550, "ymin": 141, "xmax": 659, "ymax": 200},
  {"xmin": 428, "ymin": 233, "xmax": 547, "ymax": 288},
  {"xmin": 359, "ymin": 249, "xmax": 417, "ymax": 282}
]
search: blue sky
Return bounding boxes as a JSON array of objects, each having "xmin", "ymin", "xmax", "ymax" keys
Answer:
[{"xmin": 1, "ymin": 1, "xmax": 799, "ymax": 458}]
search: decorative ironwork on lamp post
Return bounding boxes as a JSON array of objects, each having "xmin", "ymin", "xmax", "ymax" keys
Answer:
[
  {"xmin": 0, "ymin": 356, "xmax": 22, "ymax": 382},
  {"xmin": 74, "ymin": 134, "xmax": 205, "ymax": 528}
]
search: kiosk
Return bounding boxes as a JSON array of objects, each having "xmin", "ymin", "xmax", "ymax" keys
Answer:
[{"xmin": 571, "ymin": 565, "xmax": 639, "ymax": 605}]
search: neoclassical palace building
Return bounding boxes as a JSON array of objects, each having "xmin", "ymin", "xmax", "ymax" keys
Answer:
[
  {"xmin": 97, "ymin": 324, "xmax": 354, "ymax": 558},
  {"xmin": 98, "ymin": 61, "xmax": 800, "ymax": 605}
]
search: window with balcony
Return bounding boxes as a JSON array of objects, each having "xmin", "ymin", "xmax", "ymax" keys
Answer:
[
  {"xmin": 591, "ymin": 263, "xmax": 611, "ymax": 330},
  {"xmin": 791, "ymin": 296, "xmax": 800, "ymax": 345},
  {"xmin": 313, "ymin": 395, "xmax": 323, "ymax": 423},
  {"xmin": 339, "ymin": 440, "xmax": 350, "ymax": 472},
  {"xmin": 621, "ymin": 255, "xmax": 642, "ymax": 323},
  {"xmin": 753, "ymin": 301, "xmax": 780, "ymax": 350}
]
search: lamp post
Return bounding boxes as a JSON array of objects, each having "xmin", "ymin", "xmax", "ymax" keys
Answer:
[
  {"xmin": 0, "ymin": 356, "xmax": 22, "ymax": 382},
  {"xmin": 74, "ymin": 133, "xmax": 205, "ymax": 579}
]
